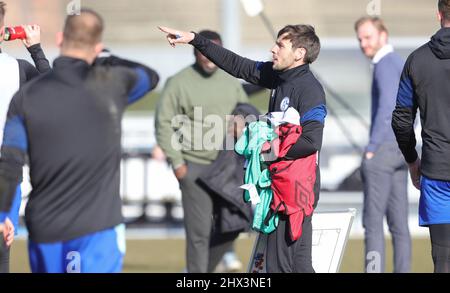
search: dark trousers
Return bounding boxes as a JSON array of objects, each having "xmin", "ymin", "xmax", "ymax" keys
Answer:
[
  {"xmin": 179, "ymin": 161, "xmax": 239, "ymax": 273},
  {"xmin": 361, "ymin": 143, "xmax": 411, "ymax": 273},
  {"xmin": 0, "ymin": 242, "xmax": 10, "ymax": 273},
  {"xmin": 266, "ymin": 214, "xmax": 314, "ymax": 273},
  {"xmin": 429, "ymin": 224, "xmax": 450, "ymax": 273}
]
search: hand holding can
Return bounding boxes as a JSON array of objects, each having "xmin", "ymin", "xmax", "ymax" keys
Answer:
[{"xmin": 22, "ymin": 25, "xmax": 41, "ymax": 48}]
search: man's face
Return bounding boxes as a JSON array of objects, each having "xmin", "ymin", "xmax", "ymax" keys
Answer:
[
  {"xmin": 195, "ymin": 39, "xmax": 221, "ymax": 74},
  {"xmin": 356, "ymin": 21, "xmax": 386, "ymax": 59},
  {"xmin": 271, "ymin": 33, "xmax": 299, "ymax": 71}
]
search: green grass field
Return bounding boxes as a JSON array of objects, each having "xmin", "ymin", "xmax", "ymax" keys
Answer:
[{"xmin": 10, "ymin": 236, "xmax": 433, "ymax": 273}]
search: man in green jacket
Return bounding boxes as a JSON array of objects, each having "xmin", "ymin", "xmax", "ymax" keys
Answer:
[{"xmin": 155, "ymin": 30, "xmax": 248, "ymax": 273}]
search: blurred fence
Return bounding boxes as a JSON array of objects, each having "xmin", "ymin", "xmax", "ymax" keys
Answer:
[{"xmin": 120, "ymin": 150, "xmax": 183, "ymax": 225}]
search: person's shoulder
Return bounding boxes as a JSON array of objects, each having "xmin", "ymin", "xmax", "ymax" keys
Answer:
[
  {"xmin": 216, "ymin": 69, "xmax": 243, "ymax": 85},
  {"xmin": 172, "ymin": 65, "xmax": 195, "ymax": 79},
  {"xmin": 304, "ymin": 71, "xmax": 325, "ymax": 94},
  {"xmin": 11, "ymin": 71, "xmax": 49, "ymax": 104},
  {"xmin": 295, "ymin": 72, "xmax": 326, "ymax": 106},
  {"xmin": 376, "ymin": 52, "xmax": 405, "ymax": 72},
  {"xmin": 90, "ymin": 65, "xmax": 139, "ymax": 87},
  {"xmin": 398, "ymin": 43, "xmax": 433, "ymax": 74},
  {"xmin": 20, "ymin": 69, "xmax": 53, "ymax": 91},
  {"xmin": 407, "ymin": 43, "xmax": 432, "ymax": 61},
  {"xmin": 92, "ymin": 64, "xmax": 133, "ymax": 76},
  {"xmin": 163, "ymin": 65, "xmax": 195, "ymax": 86},
  {"xmin": 16, "ymin": 58, "xmax": 33, "ymax": 68},
  {"xmin": 381, "ymin": 51, "xmax": 404, "ymax": 64}
]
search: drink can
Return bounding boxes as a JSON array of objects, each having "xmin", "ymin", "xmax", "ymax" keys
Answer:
[{"xmin": 4, "ymin": 26, "xmax": 27, "ymax": 41}]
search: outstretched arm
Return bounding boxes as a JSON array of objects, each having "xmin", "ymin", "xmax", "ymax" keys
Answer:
[
  {"xmin": 158, "ymin": 26, "xmax": 276, "ymax": 88},
  {"xmin": 158, "ymin": 26, "xmax": 195, "ymax": 47}
]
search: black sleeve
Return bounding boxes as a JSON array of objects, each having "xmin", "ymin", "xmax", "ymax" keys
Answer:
[
  {"xmin": 392, "ymin": 57, "xmax": 418, "ymax": 164},
  {"xmin": 94, "ymin": 51, "xmax": 159, "ymax": 90},
  {"xmin": 17, "ymin": 44, "xmax": 51, "ymax": 85},
  {"xmin": 285, "ymin": 86, "xmax": 327, "ymax": 160},
  {"xmin": 285, "ymin": 121, "xmax": 324, "ymax": 159},
  {"xmin": 27, "ymin": 44, "xmax": 51, "ymax": 74},
  {"xmin": 242, "ymin": 83, "xmax": 266, "ymax": 96},
  {"xmin": 190, "ymin": 33, "xmax": 276, "ymax": 89},
  {"xmin": 17, "ymin": 59, "xmax": 38, "ymax": 85}
]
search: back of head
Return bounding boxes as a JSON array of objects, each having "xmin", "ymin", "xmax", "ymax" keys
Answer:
[
  {"xmin": 354, "ymin": 16, "xmax": 388, "ymax": 34},
  {"xmin": 277, "ymin": 25, "xmax": 321, "ymax": 64},
  {"xmin": 0, "ymin": 1, "xmax": 6, "ymax": 26},
  {"xmin": 63, "ymin": 8, "xmax": 104, "ymax": 50},
  {"xmin": 439, "ymin": 0, "xmax": 450, "ymax": 25}
]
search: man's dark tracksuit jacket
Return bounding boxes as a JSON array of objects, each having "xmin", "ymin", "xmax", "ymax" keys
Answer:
[
  {"xmin": 393, "ymin": 27, "xmax": 450, "ymax": 182},
  {"xmin": 189, "ymin": 33, "xmax": 327, "ymax": 211},
  {"xmin": 0, "ymin": 54, "xmax": 159, "ymax": 243}
]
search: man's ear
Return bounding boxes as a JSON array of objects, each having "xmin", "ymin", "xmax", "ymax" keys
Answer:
[
  {"xmin": 94, "ymin": 42, "xmax": 104, "ymax": 55},
  {"xmin": 295, "ymin": 47, "xmax": 306, "ymax": 62},
  {"xmin": 438, "ymin": 11, "xmax": 443, "ymax": 23},
  {"xmin": 56, "ymin": 31, "xmax": 63, "ymax": 48},
  {"xmin": 380, "ymin": 30, "xmax": 388, "ymax": 45}
]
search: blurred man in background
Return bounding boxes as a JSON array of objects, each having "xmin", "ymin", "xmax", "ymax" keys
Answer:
[
  {"xmin": 0, "ymin": 0, "xmax": 50, "ymax": 273},
  {"xmin": 355, "ymin": 16, "xmax": 411, "ymax": 273},
  {"xmin": 392, "ymin": 0, "xmax": 450, "ymax": 273},
  {"xmin": 0, "ymin": 8, "xmax": 159, "ymax": 273},
  {"xmin": 155, "ymin": 30, "xmax": 248, "ymax": 273}
]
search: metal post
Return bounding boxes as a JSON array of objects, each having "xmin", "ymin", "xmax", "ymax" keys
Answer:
[{"xmin": 221, "ymin": 0, "xmax": 241, "ymax": 52}]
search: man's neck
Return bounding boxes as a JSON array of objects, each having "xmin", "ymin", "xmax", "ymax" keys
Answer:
[
  {"xmin": 372, "ymin": 44, "xmax": 393, "ymax": 64},
  {"xmin": 193, "ymin": 62, "xmax": 216, "ymax": 77},
  {"xmin": 282, "ymin": 61, "xmax": 306, "ymax": 72},
  {"xmin": 60, "ymin": 48, "xmax": 95, "ymax": 65},
  {"xmin": 441, "ymin": 19, "xmax": 450, "ymax": 28}
]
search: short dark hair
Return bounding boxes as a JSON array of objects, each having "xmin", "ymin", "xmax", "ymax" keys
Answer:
[
  {"xmin": 354, "ymin": 16, "xmax": 388, "ymax": 34},
  {"xmin": 439, "ymin": 0, "xmax": 450, "ymax": 22},
  {"xmin": 0, "ymin": 1, "xmax": 6, "ymax": 24},
  {"xmin": 63, "ymin": 8, "xmax": 104, "ymax": 49},
  {"xmin": 277, "ymin": 25, "xmax": 321, "ymax": 64},
  {"xmin": 198, "ymin": 30, "xmax": 222, "ymax": 44}
]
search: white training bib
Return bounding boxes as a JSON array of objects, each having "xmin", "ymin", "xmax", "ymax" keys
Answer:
[{"xmin": 0, "ymin": 52, "xmax": 20, "ymax": 146}]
